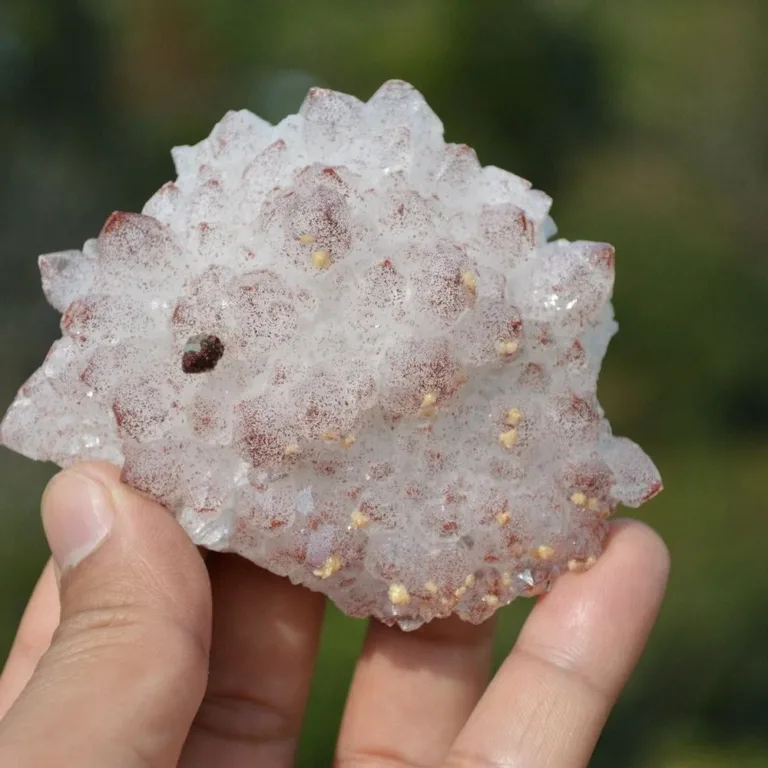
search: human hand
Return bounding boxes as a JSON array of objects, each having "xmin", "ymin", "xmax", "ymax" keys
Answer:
[{"xmin": 0, "ymin": 462, "xmax": 668, "ymax": 767}]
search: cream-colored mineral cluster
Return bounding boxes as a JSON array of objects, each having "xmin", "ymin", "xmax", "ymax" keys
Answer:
[{"xmin": 0, "ymin": 81, "xmax": 661, "ymax": 630}]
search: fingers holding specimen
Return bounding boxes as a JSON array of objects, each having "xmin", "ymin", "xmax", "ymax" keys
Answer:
[
  {"xmin": 0, "ymin": 462, "xmax": 212, "ymax": 768},
  {"xmin": 336, "ymin": 615, "xmax": 496, "ymax": 767},
  {"xmin": 0, "ymin": 560, "xmax": 59, "ymax": 720},
  {"xmin": 181, "ymin": 556, "xmax": 326, "ymax": 768},
  {"xmin": 446, "ymin": 521, "xmax": 669, "ymax": 768}
]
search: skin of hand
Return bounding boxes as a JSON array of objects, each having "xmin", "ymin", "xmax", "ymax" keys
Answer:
[{"xmin": 0, "ymin": 462, "xmax": 669, "ymax": 768}]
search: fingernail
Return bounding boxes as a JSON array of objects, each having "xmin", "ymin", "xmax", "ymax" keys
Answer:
[{"xmin": 42, "ymin": 470, "xmax": 115, "ymax": 572}]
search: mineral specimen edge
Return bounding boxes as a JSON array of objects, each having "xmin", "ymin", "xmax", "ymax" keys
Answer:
[{"xmin": 0, "ymin": 79, "xmax": 662, "ymax": 630}]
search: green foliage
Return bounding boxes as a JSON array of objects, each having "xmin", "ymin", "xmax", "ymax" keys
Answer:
[{"xmin": 1, "ymin": 1, "xmax": 766, "ymax": 764}]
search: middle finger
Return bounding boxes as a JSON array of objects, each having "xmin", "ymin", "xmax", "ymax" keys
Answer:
[{"xmin": 336, "ymin": 614, "xmax": 496, "ymax": 767}]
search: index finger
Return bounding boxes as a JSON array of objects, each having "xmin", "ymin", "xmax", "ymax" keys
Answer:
[
  {"xmin": 0, "ymin": 559, "xmax": 59, "ymax": 720},
  {"xmin": 447, "ymin": 520, "xmax": 669, "ymax": 768}
]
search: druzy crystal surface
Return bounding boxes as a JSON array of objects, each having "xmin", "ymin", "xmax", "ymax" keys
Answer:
[{"xmin": 1, "ymin": 81, "xmax": 661, "ymax": 629}]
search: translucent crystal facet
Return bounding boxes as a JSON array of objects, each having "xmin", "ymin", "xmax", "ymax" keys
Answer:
[{"xmin": 0, "ymin": 81, "xmax": 661, "ymax": 629}]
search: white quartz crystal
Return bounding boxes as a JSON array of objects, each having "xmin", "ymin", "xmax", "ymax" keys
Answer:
[{"xmin": 1, "ymin": 81, "xmax": 661, "ymax": 629}]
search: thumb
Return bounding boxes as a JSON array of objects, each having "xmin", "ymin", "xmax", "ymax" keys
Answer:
[{"xmin": 0, "ymin": 462, "xmax": 212, "ymax": 768}]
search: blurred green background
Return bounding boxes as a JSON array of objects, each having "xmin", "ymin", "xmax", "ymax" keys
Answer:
[{"xmin": 1, "ymin": 0, "xmax": 767, "ymax": 765}]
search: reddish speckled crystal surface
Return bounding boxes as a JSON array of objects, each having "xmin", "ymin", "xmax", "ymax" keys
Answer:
[{"xmin": 0, "ymin": 81, "xmax": 661, "ymax": 630}]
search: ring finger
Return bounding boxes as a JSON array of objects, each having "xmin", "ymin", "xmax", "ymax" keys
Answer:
[{"xmin": 447, "ymin": 521, "xmax": 669, "ymax": 767}]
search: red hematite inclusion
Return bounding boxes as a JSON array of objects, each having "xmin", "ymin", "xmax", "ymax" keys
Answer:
[
  {"xmin": 182, "ymin": 334, "xmax": 225, "ymax": 374},
  {"xmin": 0, "ymin": 80, "xmax": 662, "ymax": 631}
]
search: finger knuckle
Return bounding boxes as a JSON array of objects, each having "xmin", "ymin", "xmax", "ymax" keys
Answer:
[
  {"xmin": 191, "ymin": 690, "xmax": 298, "ymax": 758},
  {"xmin": 52, "ymin": 604, "xmax": 207, "ymax": 681},
  {"xmin": 514, "ymin": 643, "xmax": 612, "ymax": 702}
]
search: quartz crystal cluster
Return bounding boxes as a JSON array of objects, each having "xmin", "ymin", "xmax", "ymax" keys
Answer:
[{"xmin": 1, "ymin": 81, "xmax": 661, "ymax": 629}]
